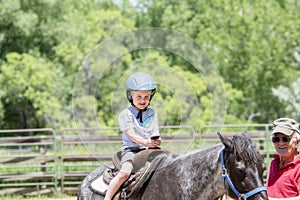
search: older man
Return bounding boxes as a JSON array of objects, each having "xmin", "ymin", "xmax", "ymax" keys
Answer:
[{"xmin": 266, "ymin": 118, "xmax": 300, "ymax": 199}]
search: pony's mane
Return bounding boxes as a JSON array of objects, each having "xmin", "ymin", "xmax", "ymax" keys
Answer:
[{"xmin": 231, "ymin": 134, "xmax": 260, "ymax": 163}]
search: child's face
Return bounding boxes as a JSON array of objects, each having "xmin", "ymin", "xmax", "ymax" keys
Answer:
[{"xmin": 131, "ymin": 90, "xmax": 152, "ymax": 110}]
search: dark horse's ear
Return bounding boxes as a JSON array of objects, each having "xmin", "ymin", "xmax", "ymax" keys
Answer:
[
  {"xmin": 242, "ymin": 131, "xmax": 251, "ymax": 139},
  {"xmin": 217, "ymin": 132, "xmax": 232, "ymax": 149}
]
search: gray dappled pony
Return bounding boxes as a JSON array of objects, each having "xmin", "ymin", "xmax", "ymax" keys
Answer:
[{"xmin": 78, "ymin": 133, "xmax": 268, "ymax": 200}]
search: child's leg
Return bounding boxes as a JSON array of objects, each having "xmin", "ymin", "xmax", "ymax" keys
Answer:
[{"xmin": 104, "ymin": 161, "xmax": 133, "ymax": 200}]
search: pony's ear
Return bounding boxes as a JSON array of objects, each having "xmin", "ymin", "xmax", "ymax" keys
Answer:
[
  {"xmin": 242, "ymin": 131, "xmax": 251, "ymax": 139},
  {"xmin": 217, "ymin": 132, "xmax": 232, "ymax": 148}
]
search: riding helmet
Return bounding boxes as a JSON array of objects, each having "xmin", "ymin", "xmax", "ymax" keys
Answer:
[{"xmin": 126, "ymin": 72, "xmax": 156, "ymax": 104}]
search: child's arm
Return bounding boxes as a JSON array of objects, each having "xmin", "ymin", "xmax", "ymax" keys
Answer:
[{"xmin": 125, "ymin": 128, "xmax": 159, "ymax": 148}]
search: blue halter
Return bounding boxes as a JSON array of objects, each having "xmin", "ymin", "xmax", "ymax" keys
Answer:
[{"xmin": 220, "ymin": 148, "xmax": 267, "ymax": 199}]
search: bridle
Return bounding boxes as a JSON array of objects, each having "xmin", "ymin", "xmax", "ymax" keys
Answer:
[{"xmin": 220, "ymin": 148, "xmax": 267, "ymax": 200}]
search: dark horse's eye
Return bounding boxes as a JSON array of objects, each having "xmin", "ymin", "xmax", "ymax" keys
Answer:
[
  {"xmin": 238, "ymin": 169, "xmax": 246, "ymax": 177},
  {"xmin": 234, "ymin": 161, "xmax": 247, "ymax": 179},
  {"xmin": 231, "ymin": 168, "xmax": 246, "ymax": 185}
]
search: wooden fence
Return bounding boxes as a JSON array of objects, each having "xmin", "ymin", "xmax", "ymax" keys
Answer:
[
  {"xmin": 0, "ymin": 125, "xmax": 274, "ymax": 197},
  {"xmin": 0, "ymin": 126, "xmax": 197, "ymax": 196}
]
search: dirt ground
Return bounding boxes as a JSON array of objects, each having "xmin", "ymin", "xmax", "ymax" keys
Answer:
[{"xmin": 43, "ymin": 198, "xmax": 76, "ymax": 200}]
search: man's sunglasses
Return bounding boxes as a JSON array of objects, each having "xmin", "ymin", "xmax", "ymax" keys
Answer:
[{"xmin": 271, "ymin": 136, "xmax": 291, "ymax": 143}]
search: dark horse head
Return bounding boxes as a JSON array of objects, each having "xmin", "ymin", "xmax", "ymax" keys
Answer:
[
  {"xmin": 218, "ymin": 132, "xmax": 268, "ymax": 200},
  {"xmin": 77, "ymin": 132, "xmax": 268, "ymax": 200}
]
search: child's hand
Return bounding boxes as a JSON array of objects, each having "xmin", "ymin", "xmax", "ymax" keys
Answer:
[
  {"xmin": 152, "ymin": 137, "xmax": 161, "ymax": 147},
  {"xmin": 144, "ymin": 137, "xmax": 161, "ymax": 148}
]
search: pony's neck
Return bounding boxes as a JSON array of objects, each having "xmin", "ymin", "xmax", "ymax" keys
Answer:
[{"xmin": 175, "ymin": 144, "xmax": 226, "ymax": 199}]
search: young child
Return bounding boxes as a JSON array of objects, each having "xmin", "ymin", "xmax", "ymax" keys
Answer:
[{"xmin": 104, "ymin": 72, "xmax": 161, "ymax": 200}]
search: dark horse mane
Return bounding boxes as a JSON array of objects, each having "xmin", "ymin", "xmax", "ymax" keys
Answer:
[{"xmin": 230, "ymin": 133, "xmax": 261, "ymax": 163}]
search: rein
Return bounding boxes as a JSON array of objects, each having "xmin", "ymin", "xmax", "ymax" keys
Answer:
[{"xmin": 220, "ymin": 148, "xmax": 267, "ymax": 200}]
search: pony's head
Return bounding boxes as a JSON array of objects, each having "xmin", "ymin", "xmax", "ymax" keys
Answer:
[{"xmin": 218, "ymin": 132, "xmax": 268, "ymax": 200}]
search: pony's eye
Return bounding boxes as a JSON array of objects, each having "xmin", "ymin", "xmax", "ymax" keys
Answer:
[
  {"xmin": 235, "ymin": 163, "xmax": 246, "ymax": 175},
  {"xmin": 237, "ymin": 168, "xmax": 245, "ymax": 175},
  {"xmin": 231, "ymin": 168, "xmax": 246, "ymax": 182},
  {"xmin": 237, "ymin": 169, "xmax": 247, "ymax": 181}
]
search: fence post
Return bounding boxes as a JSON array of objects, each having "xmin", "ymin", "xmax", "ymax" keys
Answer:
[
  {"xmin": 60, "ymin": 130, "xmax": 65, "ymax": 193},
  {"xmin": 52, "ymin": 128, "xmax": 59, "ymax": 194},
  {"xmin": 264, "ymin": 125, "xmax": 271, "ymax": 172}
]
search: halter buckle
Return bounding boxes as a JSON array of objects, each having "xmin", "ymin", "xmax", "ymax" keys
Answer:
[
  {"xmin": 238, "ymin": 194, "xmax": 246, "ymax": 200},
  {"xmin": 222, "ymin": 168, "xmax": 227, "ymax": 176}
]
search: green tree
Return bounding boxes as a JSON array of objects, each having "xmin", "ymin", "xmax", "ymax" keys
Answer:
[
  {"xmin": 0, "ymin": 52, "xmax": 68, "ymax": 130},
  {"xmin": 2, "ymin": 0, "xmax": 300, "ymax": 132},
  {"xmin": 272, "ymin": 77, "xmax": 300, "ymax": 121},
  {"xmin": 0, "ymin": 0, "xmax": 135, "ymax": 130},
  {"xmin": 130, "ymin": 0, "xmax": 300, "ymax": 123}
]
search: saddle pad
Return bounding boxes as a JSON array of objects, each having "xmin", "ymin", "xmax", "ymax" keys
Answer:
[{"xmin": 89, "ymin": 174, "xmax": 108, "ymax": 196}]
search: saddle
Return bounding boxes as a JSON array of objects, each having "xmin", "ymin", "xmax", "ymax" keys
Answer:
[{"xmin": 89, "ymin": 149, "xmax": 168, "ymax": 199}]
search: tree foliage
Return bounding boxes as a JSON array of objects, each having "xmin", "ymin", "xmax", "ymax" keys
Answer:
[
  {"xmin": 0, "ymin": 52, "xmax": 68, "ymax": 129},
  {"xmin": 133, "ymin": 0, "xmax": 300, "ymax": 122},
  {"xmin": 272, "ymin": 77, "xmax": 300, "ymax": 121}
]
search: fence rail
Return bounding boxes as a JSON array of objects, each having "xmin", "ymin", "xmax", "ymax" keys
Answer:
[{"xmin": 0, "ymin": 125, "xmax": 274, "ymax": 196}]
